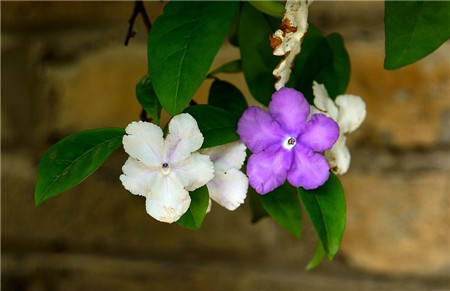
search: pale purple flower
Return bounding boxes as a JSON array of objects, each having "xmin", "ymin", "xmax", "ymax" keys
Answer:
[{"xmin": 237, "ymin": 87, "xmax": 339, "ymax": 194}]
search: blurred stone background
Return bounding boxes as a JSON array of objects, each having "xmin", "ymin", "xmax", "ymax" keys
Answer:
[{"xmin": 2, "ymin": 1, "xmax": 449, "ymax": 290}]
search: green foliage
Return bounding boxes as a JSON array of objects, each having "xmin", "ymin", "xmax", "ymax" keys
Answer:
[
  {"xmin": 34, "ymin": 0, "xmax": 450, "ymax": 268},
  {"xmin": 384, "ymin": 1, "xmax": 450, "ymax": 70},
  {"xmin": 35, "ymin": 128, "xmax": 125, "ymax": 206},
  {"xmin": 136, "ymin": 74, "xmax": 162, "ymax": 125},
  {"xmin": 227, "ymin": 3, "xmax": 242, "ymax": 47},
  {"xmin": 208, "ymin": 79, "xmax": 247, "ymax": 119},
  {"xmin": 306, "ymin": 239, "xmax": 326, "ymax": 270},
  {"xmin": 183, "ymin": 105, "xmax": 239, "ymax": 148},
  {"xmin": 259, "ymin": 183, "xmax": 303, "ymax": 238},
  {"xmin": 208, "ymin": 59, "xmax": 242, "ymax": 76},
  {"xmin": 248, "ymin": 0, "xmax": 285, "ymax": 19},
  {"xmin": 298, "ymin": 173, "xmax": 346, "ymax": 259},
  {"xmin": 248, "ymin": 186, "xmax": 269, "ymax": 223},
  {"xmin": 238, "ymin": 4, "xmax": 350, "ymax": 105},
  {"xmin": 292, "ymin": 25, "xmax": 350, "ymax": 102},
  {"xmin": 239, "ymin": 3, "xmax": 280, "ymax": 106},
  {"xmin": 147, "ymin": 1, "xmax": 239, "ymax": 115},
  {"xmin": 177, "ymin": 186, "xmax": 209, "ymax": 230}
]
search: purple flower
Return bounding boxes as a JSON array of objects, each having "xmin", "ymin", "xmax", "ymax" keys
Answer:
[{"xmin": 237, "ymin": 87, "xmax": 339, "ymax": 194}]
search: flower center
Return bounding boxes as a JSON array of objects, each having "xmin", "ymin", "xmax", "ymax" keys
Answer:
[
  {"xmin": 161, "ymin": 162, "xmax": 170, "ymax": 175},
  {"xmin": 283, "ymin": 137, "xmax": 297, "ymax": 150}
]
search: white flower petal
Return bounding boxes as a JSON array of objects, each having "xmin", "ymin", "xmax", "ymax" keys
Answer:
[
  {"xmin": 123, "ymin": 121, "xmax": 164, "ymax": 167},
  {"xmin": 164, "ymin": 113, "xmax": 204, "ymax": 164},
  {"xmin": 120, "ymin": 157, "xmax": 159, "ymax": 197},
  {"xmin": 311, "ymin": 82, "xmax": 366, "ymax": 176},
  {"xmin": 172, "ymin": 152, "xmax": 214, "ymax": 192},
  {"xmin": 199, "ymin": 141, "xmax": 247, "ymax": 172},
  {"xmin": 207, "ymin": 169, "xmax": 248, "ymax": 211},
  {"xmin": 335, "ymin": 94, "xmax": 367, "ymax": 134},
  {"xmin": 312, "ymin": 81, "xmax": 339, "ymax": 119},
  {"xmin": 308, "ymin": 105, "xmax": 321, "ymax": 120},
  {"xmin": 206, "ymin": 199, "xmax": 212, "ymax": 214},
  {"xmin": 325, "ymin": 135, "xmax": 351, "ymax": 175},
  {"xmin": 146, "ymin": 173, "xmax": 191, "ymax": 223},
  {"xmin": 272, "ymin": 0, "xmax": 309, "ymax": 90}
]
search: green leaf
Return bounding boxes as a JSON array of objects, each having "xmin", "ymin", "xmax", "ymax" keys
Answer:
[
  {"xmin": 177, "ymin": 186, "xmax": 209, "ymax": 230},
  {"xmin": 208, "ymin": 59, "xmax": 242, "ymax": 76},
  {"xmin": 384, "ymin": 1, "xmax": 450, "ymax": 70},
  {"xmin": 148, "ymin": 1, "xmax": 239, "ymax": 115},
  {"xmin": 306, "ymin": 239, "xmax": 326, "ymax": 270},
  {"xmin": 259, "ymin": 183, "xmax": 302, "ymax": 238},
  {"xmin": 183, "ymin": 105, "xmax": 239, "ymax": 148},
  {"xmin": 249, "ymin": 0, "xmax": 285, "ymax": 19},
  {"xmin": 239, "ymin": 3, "xmax": 280, "ymax": 106},
  {"xmin": 248, "ymin": 186, "xmax": 269, "ymax": 223},
  {"xmin": 35, "ymin": 128, "xmax": 125, "ymax": 206},
  {"xmin": 228, "ymin": 3, "xmax": 242, "ymax": 47},
  {"xmin": 208, "ymin": 79, "xmax": 248, "ymax": 119},
  {"xmin": 298, "ymin": 173, "xmax": 346, "ymax": 260},
  {"xmin": 136, "ymin": 74, "xmax": 162, "ymax": 125},
  {"xmin": 320, "ymin": 34, "xmax": 351, "ymax": 99},
  {"xmin": 292, "ymin": 25, "xmax": 350, "ymax": 102}
]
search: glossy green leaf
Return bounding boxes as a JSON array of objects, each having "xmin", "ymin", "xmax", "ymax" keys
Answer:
[
  {"xmin": 183, "ymin": 105, "xmax": 239, "ymax": 148},
  {"xmin": 259, "ymin": 183, "xmax": 302, "ymax": 238},
  {"xmin": 298, "ymin": 173, "xmax": 346, "ymax": 259},
  {"xmin": 208, "ymin": 79, "xmax": 248, "ymax": 119},
  {"xmin": 136, "ymin": 74, "xmax": 162, "ymax": 125},
  {"xmin": 306, "ymin": 239, "xmax": 326, "ymax": 270},
  {"xmin": 239, "ymin": 3, "xmax": 279, "ymax": 106},
  {"xmin": 292, "ymin": 25, "xmax": 350, "ymax": 102},
  {"xmin": 148, "ymin": 1, "xmax": 239, "ymax": 115},
  {"xmin": 248, "ymin": 186, "xmax": 269, "ymax": 223},
  {"xmin": 208, "ymin": 59, "xmax": 242, "ymax": 76},
  {"xmin": 320, "ymin": 34, "xmax": 351, "ymax": 99},
  {"xmin": 177, "ymin": 186, "xmax": 209, "ymax": 230},
  {"xmin": 228, "ymin": 3, "xmax": 242, "ymax": 47},
  {"xmin": 384, "ymin": 1, "xmax": 450, "ymax": 70},
  {"xmin": 249, "ymin": 0, "xmax": 285, "ymax": 19},
  {"xmin": 35, "ymin": 128, "xmax": 125, "ymax": 206}
]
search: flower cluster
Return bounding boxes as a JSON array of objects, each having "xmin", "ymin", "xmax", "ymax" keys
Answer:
[{"xmin": 120, "ymin": 85, "xmax": 364, "ymax": 222}]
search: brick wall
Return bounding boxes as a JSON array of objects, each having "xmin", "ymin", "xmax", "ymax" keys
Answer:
[{"xmin": 2, "ymin": 2, "xmax": 449, "ymax": 290}]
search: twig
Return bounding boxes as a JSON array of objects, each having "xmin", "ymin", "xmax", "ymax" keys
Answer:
[
  {"xmin": 124, "ymin": 1, "xmax": 154, "ymax": 121},
  {"xmin": 124, "ymin": 0, "xmax": 152, "ymax": 46},
  {"xmin": 138, "ymin": 1, "xmax": 152, "ymax": 32},
  {"xmin": 125, "ymin": 1, "xmax": 198, "ymax": 121}
]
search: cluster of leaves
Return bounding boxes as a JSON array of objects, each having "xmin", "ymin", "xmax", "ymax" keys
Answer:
[{"xmin": 35, "ymin": 0, "xmax": 449, "ymax": 269}]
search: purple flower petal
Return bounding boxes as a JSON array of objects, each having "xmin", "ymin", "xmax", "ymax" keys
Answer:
[
  {"xmin": 287, "ymin": 146, "xmax": 330, "ymax": 190},
  {"xmin": 237, "ymin": 106, "xmax": 284, "ymax": 153},
  {"xmin": 299, "ymin": 113, "xmax": 339, "ymax": 152},
  {"xmin": 268, "ymin": 88, "xmax": 310, "ymax": 134},
  {"xmin": 247, "ymin": 144, "xmax": 293, "ymax": 194}
]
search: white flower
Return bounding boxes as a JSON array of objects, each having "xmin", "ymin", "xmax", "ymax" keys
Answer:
[
  {"xmin": 120, "ymin": 114, "xmax": 214, "ymax": 223},
  {"xmin": 312, "ymin": 81, "xmax": 366, "ymax": 175},
  {"xmin": 200, "ymin": 141, "xmax": 248, "ymax": 211},
  {"xmin": 271, "ymin": 0, "xmax": 310, "ymax": 90}
]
